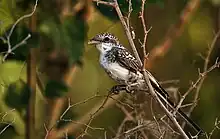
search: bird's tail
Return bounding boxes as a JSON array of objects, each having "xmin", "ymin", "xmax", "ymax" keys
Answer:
[
  {"xmin": 157, "ymin": 89, "xmax": 204, "ymax": 135},
  {"xmin": 146, "ymin": 70, "xmax": 204, "ymax": 135}
]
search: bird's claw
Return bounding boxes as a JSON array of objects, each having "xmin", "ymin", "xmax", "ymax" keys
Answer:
[
  {"xmin": 109, "ymin": 85, "xmax": 135, "ymax": 94},
  {"xmin": 109, "ymin": 85, "xmax": 125, "ymax": 94},
  {"xmin": 125, "ymin": 86, "xmax": 135, "ymax": 94}
]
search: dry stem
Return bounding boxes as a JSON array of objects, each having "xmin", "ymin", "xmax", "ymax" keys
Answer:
[
  {"xmin": 146, "ymin": 0, "xmax": 201, "ymax": 69},
  {"xmin": 1, "ymin": 0, "xmax": 39, "ymax": 62}
]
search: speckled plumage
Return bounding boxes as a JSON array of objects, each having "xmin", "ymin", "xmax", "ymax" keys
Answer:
[{"xmin": 88, "ymin": 32, "xmax": 204, "ymax": 135}]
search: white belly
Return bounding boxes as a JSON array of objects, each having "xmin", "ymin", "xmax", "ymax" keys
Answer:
[
  {"xmin": 106, "ymin": 62, "xmax": 129, "ymax": 81},
  {"xmin": 100, "ymin": 55, "xmax": 129, "ymax": 83}
]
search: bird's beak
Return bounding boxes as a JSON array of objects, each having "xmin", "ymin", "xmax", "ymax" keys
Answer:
[
  {"xmin": 88, "ymin": 36, "xmax": 102, "ymax": 45},
  {"xmin": 88, "ymin": 39, "xmax": 99, "ymax": 45}
]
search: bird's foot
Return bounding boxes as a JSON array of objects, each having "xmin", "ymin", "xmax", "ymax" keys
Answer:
[
  {"xmin": 125, "ymin": 85, "xmax": 135, "ymax": 94},
  {"xmin": 109, "ymin": 85, "xmax": 127, "ymax": 94}
]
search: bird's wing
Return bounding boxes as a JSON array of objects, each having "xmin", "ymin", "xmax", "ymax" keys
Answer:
[
  {"xmin": 111, "ymin": 47, "xmax": 204, "ymax": 134},
  {"xmin": 112, "ymin": 46, "xmax": 141, "ymax": 73}
]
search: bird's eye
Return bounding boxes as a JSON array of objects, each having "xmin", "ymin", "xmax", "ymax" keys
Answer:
[{"xmin": 103, "ymin": 37, "xmax": 110, "ymax": 42}]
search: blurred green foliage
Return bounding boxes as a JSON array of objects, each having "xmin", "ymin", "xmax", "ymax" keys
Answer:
[
  {"xmin": 39, "ymin": 15, "xmax": 88, "ymax": 65},
  {"xmin": 94, "ymin": 0, "xmax": 164, "ymax": 20},
  {"xmin": 0, "ymin": 0, "xmax": 16, "ymax": 34},
  {"xmin": 4, "ymin": 79, "xmax": 30, "ymax": 112},
  {"xmin": 0, "ymin": 0, "xmax": 220, "ymax": 139},
  {"xmin": 44, "ymin": 79, "xmax": 69, "ymax": 98},
  {"xmin": 0, "ymin": 25, "xmax": 39, "ymax": 61}
]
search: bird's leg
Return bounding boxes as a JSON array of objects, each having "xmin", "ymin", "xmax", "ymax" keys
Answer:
[
  {"xmin": 125, "ymin": 82, "xmax": 141, "ymax": 93},
  {"xmin": 109, "ymin": 85, "xmax": 127, "ymax": 94}
]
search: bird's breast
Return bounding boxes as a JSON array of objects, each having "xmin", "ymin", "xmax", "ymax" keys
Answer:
[{"xmin": 100, "ymin": 56, "xmax": 130, "ymax": 84}]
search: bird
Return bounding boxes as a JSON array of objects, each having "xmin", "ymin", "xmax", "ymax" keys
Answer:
[{"xmin": 88, "ymin": 32, "xmax": 204, "ymax": 136}]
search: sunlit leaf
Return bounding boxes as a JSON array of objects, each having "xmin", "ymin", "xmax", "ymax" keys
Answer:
[{"xmin": 0, "ymin": 0, "xmax": 16, "ymax": 34}]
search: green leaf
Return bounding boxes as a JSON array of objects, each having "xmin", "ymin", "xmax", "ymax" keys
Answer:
[
  {"xmin": 0, "ymin": 0, "xmax": 16, "ymax": 34},
  {"xmin": 39, "ymin": 16, "xmax": 88, "ymax": 65},
  {"xmin": 61, "ymin": 16, "xmax": 88, "ymax": 64},
  {"xmin": 44, "ymin": 80, "xmax": 69, "ymax": 98},
  {"xmin": 4, "ymin": 79, "xmax": 30, "ymax": 112},
  {"xmin": 16, "ymin": 0, "xmax": 37, "ymax": 11},
  {"xmin": 0, "ymin": 25, "xmax": 40, "ymax": 61},
  {"xmin": 9, "ymin": 25, "xmax": 39, "ymax": 48}
]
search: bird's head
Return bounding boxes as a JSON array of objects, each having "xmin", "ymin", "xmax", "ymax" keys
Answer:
[{"xmin": 88, "ymin": 33, "xmax": 119, "ymax": 53}]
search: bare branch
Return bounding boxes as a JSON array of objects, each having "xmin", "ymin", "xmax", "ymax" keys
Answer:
[
  {"xmin": 54, "ymin": 94, "xmax": 124, "ymax": 138},
  {"xmin": 93, "ymin": 0, "xmax": 115, "ymax": 7},
  {"xmin": 93, "ymin": 0, "xmax": 191, "ymax": 138},
  {"xmin": 59, "ymin": 93, "xmax": 102, "ymax": 119},
  {"xmin": 206, "ymin": 118, "xmax": 220, "ymax": 139},
  {"xmin": 146, "ymin": 0, "xmax": 201, "ymax": 69},
  {"xmin": 188, "ymin": 30, "xmax": 220, "ymax": 115},
  {"xmin": 173, "ymin": 31, "xmax": 220, "ymax": 116},
  {"xmin": 114, "ymin": 0, "xmax": 190, "ymax": 138},
  {"xmin": 0, "ymin": 109, "xmax": 16, "ymax": 135},
  {"xmin": 139, "ymin": 0, "xmax": 152, "ymax": 68},
  {"xmin": 113, "ymin": 0, "xmax": 142, "ymax": 65},
  {"xmin": 1, "ymin": 0, "xmax": 39, "ymax": 62}
]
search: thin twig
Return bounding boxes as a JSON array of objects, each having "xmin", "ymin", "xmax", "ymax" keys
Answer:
[
  {"xmin": 188, "ymin": 30, "xmax": 220, "ymax": 115},
  {"xmin": 47, "ymin": 66, "xmax": 77, "ymax": 130},
  {"xmin": 177, "ymin": 30, "xmax": 220, "ymax": 134},
  {"xmin": 114, "ymin": 123, "xmax": 147, "ymax": 139},
  {"xmin": 60, "ymin": 93, "xmax": 101, "ymax": 119},
  {"xmin": 139, "ymin": 0, "xmax": 189, "ymax": 138},
  {"xmin": 173, "ymin": 58, "xmax": 220, "ymax": 116},
  {"xmin": 2, "ymin": 34, "xmax": 31, "ymax": 62},
  {"xmin": 150, "ymin": 98, "xmax": 163, "ymax": 135},
  {"xmin": 76, "ymin": 93, "xmax": 111, "ymax": 138},
  {"xmin": 54, "ymin": 94, "xmax": 123, "ymax": 138},
  {"xmin": 206, "ymin": 118, "xmax": 220, "ymax": 139},
  {"xmin": 124, "ymin": 0, "xmax": 189, "ymax": 137},
  {"xmin": 139, "ymin": 0, "xmax": 152, "ymax": 68},
  {"xmin": 93, "ymin": 0, "xmax": 115, "ymax": 7},
  {"xmin": 0, "ymin": 109, "xmax": 16, "ymax": 135},
  {"xmin": 95, "ymin": 0, "xmax": 190, "ymax": 138},
  {"xmin": 113, "ymin": 0, "xmax": 142, "ymax": 65},
  {"xmin": 146, "ymin": 0, "xmax": 201, "ymax": 69},
  {"xmin": 1, "ymin": 0, "xmax": 39, "ymax": 62}
]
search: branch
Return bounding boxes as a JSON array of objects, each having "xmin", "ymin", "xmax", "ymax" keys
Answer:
[
  {"xmin": 115, "ymin": 0, "xmax": 189, "ymax": 138},
  {"xmin": 26, "ymin": 2, "xmax": 38, "ymax": 139},
  {"xmin": 0, "ymin": 109, "xmax": 16, "ymax": 135},
  {"xmin": 113, "ymin": 0, "xmax": 142, "ymax": 65},
  {"xmin": 54, "ymin": 94, "xmax": 124, "ymax": 138},
  {"xmin": 93, "ymin": 0, "xmax": 190, "ymax": 138},
  {"xmin": 173, "ymin": 31, "xmax": 220, "ymax": 116},
  {"xmin": 93, "ymin": 0, "xmax": 115, "ymax": 7},
  {"xmin": 1, "ymin": 0, "xmax": 39, "ymax": 62},
  {"xmin": 47, "ymin": 66, "xmax": 78, "ymax": 130},
  {"xmin": 139, "ymin": 0, "xmax": 152, "ymax": 68},
  {"xmin": 206, "ymin": 118, "xmax": 220, "ymax": 139},
  {"xmin": 146, "ymin": 0, "xmax": 201, "ymax": 69},
  {"xmin": 46, "ymin": 0, "xmax": 92, "ymax": 133},
  {"xmin": 188, "ymin": 30, "xmax": 220, "ymax": 114}
]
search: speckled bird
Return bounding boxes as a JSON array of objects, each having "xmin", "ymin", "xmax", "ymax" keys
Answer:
[{"xmin": 88, "ymin": 32, "xmax": 204, "ymax": 136}]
